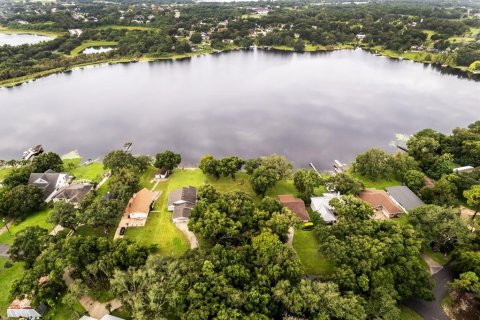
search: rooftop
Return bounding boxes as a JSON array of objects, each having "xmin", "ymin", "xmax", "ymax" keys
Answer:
[
  {"xmin": 385, "ymin": 186, "xmax": 425, "ymax": 211},
  {"xmin": 358, "ymin": 189, "xmax": 403, "ymax": 215},
  {"xmin": 126, "ymin": 188, "xmax": 156, "ymax": 215},
  {"xmin": 278, "ymin": 195, "xmax": 310, "ymax": 221},
  {"xmin": 310, "ymin": 193, "xmax": 339, "ymax": 223},
  {"xmin": 168, "ymin": 186, "xmax": 197, "ymax": 207}
]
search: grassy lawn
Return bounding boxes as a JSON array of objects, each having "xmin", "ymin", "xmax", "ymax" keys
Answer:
[
  {"xmin": 0, "ymin": 258, "xmax": 25, "ymax": 317},
  {"xmin": 44, "ymin": 299, "xmax": 86, "ymax": 320},
  {"xmin": 0, "ymin": 167, "xmax": 13, "ymax": 182},
  {"xmin": 139, "ymin": 166, "xmax": 158, "ymax": 190},
  {"xmin": 0, "ymin": 208, "xmax": 54, "ymax": 245},
  {"xmin": 63, "ymin": 158, "xmax": 106, "ymax": 182},
  {"xmin": 70, "ymin": 41, "xmax": 118, "ymax": 56},
  {"xmin": 292, "ymin": 230, "xmax": 335, "ymax": 276},
  {"xmin": 424, "ymin": 247, "xmax": 451, "ymax": 266},
  {"xmin": 399, "ymin": 306, "xmax": 423, "ymax": 320},
  {"xmin": 349, "ymin": 171, "xmax": 401, "ymax": 190}
]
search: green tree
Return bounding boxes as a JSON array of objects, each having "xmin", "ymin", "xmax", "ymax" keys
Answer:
[
  {"xmin": 449, "ymin": 272, "xmax": 480, "ymax": 298},
  {"xmin": 108, "ymin": 168, "xmax": 139, "ymax": 203},
  {"xmin": 464, "ymin": 185, "xmax": 480, "ymax": 221},
  {"xmin": 154, "ymin": 150, "xmax": 181, "ymax": 171},
  {"xmin": 1, "ymin": 166, "xmax": 32, "ymax": 189},
  {"xmin": 293, "ymin": 169, "xmax": 322, "ymax": 195},
  {"xmin": 190, "ymin": 32, "xmax": 203, "ymax": 44},
  {"xmin": 249, "ymin": 155, "xmax": 293, "ymax": 196},
  {"xmin": 84, "ymin": 199, "xmax": 122, "ymax": 236},
  {"xmin": 352, "ymin": 149, "xmax": 392, "ymax": 180},
  {"xmin": 2, "ymin": 185, "xmax": 44, "ymax": 220},
  {"xmin": 49, "ymin": 200, "xmax": 80, "ymax": 231},
  {"xmin": 403, "ymin": 169, "xmax": 425, "ymax": 194},
  {"xmin": 389, "ymin": 152, "xmax": 419, "ymax": 181},
  {"xmin": 103, "ymin": 150, "xmax": 138, "ymax": 173},
  {"xmin": 199, "ymin": 154, "xmax": 221, "ymax": 179},
  {"xmin": 8, "ymin": 226, "xmax": 49, "ymax": 268},
  {"xmin": 325, "ymin": 173, "xmax": 365, "ymax": 195},
  {"xmin": 408, "ymin": 205, "xmax": 471, "ymax": 253},
  {"xmin": 427, "ymin": 153, "xmax": 455, "ymax": 180},
  {"xmin": 421, "ymin": 176, "xmax": 457, "ymax": 206},
  {"xmin": 218, "ymin": 156, "xmax": 245, "ymax": 179},
  {"xmin": 329, "ymin": 195, "xmax": 373, "ymax": 221},
  {"xmin": 31, "ymin": 152, "xmax": 64, "ymax": 173}
]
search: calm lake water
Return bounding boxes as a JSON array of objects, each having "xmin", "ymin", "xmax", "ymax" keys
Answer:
[
  {"xmin": 82, "ymin": 47, "xmax": 114, "ymax": 54},
  {"xmin": 1, "ymin": 49, "xmax": 479, "ymax": 169},
  {"xmin": 0, "ymin": 33, "xmax": 52, "ymax": 46}
]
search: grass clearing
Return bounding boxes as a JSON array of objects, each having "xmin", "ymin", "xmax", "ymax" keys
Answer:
[
  {"xmin": 399, "ymin": 305, "xmax": 423, "ymax": 320},
  {"xmin": 44, "ymin": 299, "xmax": 86, "ymax": 320},
  {"xmin": 63, "ymin": 158, "xmax": 106, "ymax": 182},
  {"xmin": 0, "ymin": 207, "xmax": 54, "ymax": 244},
  {"xmin": 349, "ymin": 171, "xmax": 401, "ymax": 190},
  {"xmin": 424, "ymin": 247, "xmax": 451, "ymax": 266},
  {"xmin": 70, "ymin": 41, "xmax": 118, "ymax": 56},
  {"xmin": 0, "ymin": 167, "xmax": 13, "ymax": 182},
  {"xmin": 0, "ymin": 258, "xmax": 25, "ymax": 317},
  {"xmin": 293, "ymin": 230, "xmax": 335, "ymax": 276}
]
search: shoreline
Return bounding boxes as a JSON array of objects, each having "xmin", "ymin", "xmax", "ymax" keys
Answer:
[{"xmin": 1, "ymin": 44, "xmax": 479, "ymax": 89}]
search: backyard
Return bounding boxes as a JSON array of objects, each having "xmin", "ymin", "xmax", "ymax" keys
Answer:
[
  {"xmin": 292, "ymin": 229, "xmax": 335, "ymax": 276},
  {"xmin": 63, "ymin": 158, "xmax": 106, "ymax": 182},
  {"xmin": 0, "ymin": 257, "xmax": 25, "ymax": 317},
  {"xmin": 0, "ymin": 207, "xmax": 54, "ymax": 245}
]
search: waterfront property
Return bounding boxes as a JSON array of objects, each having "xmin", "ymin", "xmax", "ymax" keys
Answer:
[
  {"xmin": 278, "ymin": 195, "xmax": 310, "ymax": 222},
  {"xmin": 125, "ymin": 188, "xmax": 156, "ymax": 220},
  {"xmin": 359, "ymin": 189, "xmax": 403, "ymax": 219},
  {"xmin": 385, "ymin": 186, "xmax": 425, "ymax": 212},
  {"xmin": 310, "ymin": 193, "xmax": 339, "ymax": 224},
  {"xmin": 28, "ymin": 170, "xmax": 69, "ymax": 201}
]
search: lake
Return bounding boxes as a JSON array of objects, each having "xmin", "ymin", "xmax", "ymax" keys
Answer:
[
  {"xmin": 1, "ymin": 49, "xmax": 479, "ymax": 169},
  {"xmin": 0, "ymin": 33, "xmax": 53, "ymax": 46},
  {"xmin": 82, "ymin": 47, "xmax": 114, "ymax": 54}
]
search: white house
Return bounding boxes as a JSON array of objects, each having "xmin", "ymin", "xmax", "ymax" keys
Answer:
[
  {"xmin": 28, "ymin": 169, "xmax": 69, "ymax": 202},
  {"xmin": 310, "ymin": 193, "xmax": 340, "ymax": 224}
]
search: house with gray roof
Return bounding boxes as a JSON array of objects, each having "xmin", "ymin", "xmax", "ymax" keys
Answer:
[
  {"xmin": 7, "ymin": 298, "xmax": 46, "ymax": 319},
  {"xmin": 52, "ymin": 183, "xmax": 94, "ymax": 206},
  {"xmin": 385, "ymin": 186, "xmax": 425, "ymax": 212},
  {"xmin": 168, "ymin": 186, "xmax": 197, "ymax": 223},
  {"xmin": 310, "ymin": 193, "xmax": 340, "ymax": 224},
  {"xmin": 28, "ymin": 169, "xmax": 69, "ymax": 201}
]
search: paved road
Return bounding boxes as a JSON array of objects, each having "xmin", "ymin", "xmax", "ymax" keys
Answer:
[
  {"xmin": 0, "ymin": 244, "xmax": 10, "ymax": 257},
  {"xmin": 405, "ymin": 266, "xmax": 455, "ymax": 320}
]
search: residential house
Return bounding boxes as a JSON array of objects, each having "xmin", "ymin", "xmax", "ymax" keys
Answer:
[
  {"xmin": 52, "ymin": 183, "xmax": 94, "ymax": 206},
  {"xmin": 28, "ymin": 169, "xmax": 69, "ymax": 201},
  {"xmin": 125, "ymin": 188, "xmax": 156, "ymax": 219},
  {"xmin": 385, "ymin": 186, "xmax": 425, "ymax": 212},
  {"xmin": 168, "ymin": 186, "xmax": 197, "ymax": 223},
  {"xmin": 101, "ymin": 315, "xmax": 125, "ymax": 320},
  {"xmin": 278, "ymin": 195, "xmax": 310, "ymax": 222},
  {"xmin": 310, "ymin": 193, "xmax": 339, "ymax": 224},
  {"xmin": 358, "ymin": 189, "xmax": 403, "ymax": 219},
  {"xmin": 7, "ymin": 299, "xmax": 46, "ymax": 319},
  {"xmin": 154, "ymin": 168, "xmax": 169, "ymax": 179}
]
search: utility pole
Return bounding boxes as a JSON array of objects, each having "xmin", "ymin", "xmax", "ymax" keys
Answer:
[{"xmin": 2, "ymin": 218, "xmax": 11, "ymax": 235}]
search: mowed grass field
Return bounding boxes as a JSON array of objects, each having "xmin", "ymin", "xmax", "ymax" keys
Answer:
[
  {"xmin": 0, "ymin": 208, "xmax": 54, "ymax": 245},
  {"xmin": 0, "ymin": 167, "xmax": 13, "ymax": 182},
  {"xmin": 0, "ymin": 258, "xmax": 25, "ymax": 317},
  {"xmin": 63, "ymin": 158, "xmax": 106, "ymax": 182},
  {"xmin": 293, "ymin": 230, "xmax": 335, "ymax": 276}
]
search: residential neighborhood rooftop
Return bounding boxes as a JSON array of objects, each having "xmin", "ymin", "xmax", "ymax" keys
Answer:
[
  {"xmin": 28, "ymin": 169, "xmax": 69, "ymax": 199},
  {"xmin": 385, "ymin": 186, "xmax": 425, "ymax": 211},
  {"xmin": 310, "ymin": 193, "xmax": 339, "ymax": 224},
  {"xmin": 278, "ymin": 195, "xmax": 310, "ymax": 222},
  {"xmin": 168, "ymin": 186, "xmax": 197, "ymax": 210},
  {"xmin": 358, "ymin": 189, "xmax": 403, "ymax": 218},
  {"xmin": 53, "ymin": 183, "xmax": 94, "ymax": 204},
  {"xmin": 126, "ymin": 188, "xmax": 156, "ymax": 216}
]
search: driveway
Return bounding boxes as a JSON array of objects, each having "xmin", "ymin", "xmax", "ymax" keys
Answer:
[
  {"xmin": 175, "ymin": 222, "xmax": 198, "ymax": 249},
  {"xmin": 0, "ymin": 244, "xmax": 10, "ymax": 257},
  {"xmin": 405, "ymin": 266, "xmax": 455, "ymax": 320}
]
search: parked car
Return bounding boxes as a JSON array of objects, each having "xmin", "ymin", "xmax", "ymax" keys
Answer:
[{"xmin": 119, "ymin": 227, "xmax": 126, "ymax": 235}]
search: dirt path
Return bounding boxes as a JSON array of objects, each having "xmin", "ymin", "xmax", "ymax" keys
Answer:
[
  {"xmin": 63, "ymin": 269, "xmax": 122, "ymax": 319},
  {"xmin": 0, "ymin": 220, "xmax": 13, "ymax": 236}
]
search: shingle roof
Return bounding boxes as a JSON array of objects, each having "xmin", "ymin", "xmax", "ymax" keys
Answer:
[
  {"xmin": 173, "ymin": 202, "xmax": 193, "ymax": 220},
  {"xmin": 386, "ymin": 186, "xmax": 425, "ymax": 211},
  {"xmin": 168, "ymin": 186, "xmax": 197, "ymax": 207},
  {"xmin": 28, "ymin": 170, "xmax": 64, "ymax": 199},
  {"xmin": 126, "ymin": 188, "xmax": 155, "ymax": 215},
  {"xmin": 310, "ymin": 193, "xmax": 339, "ymax": 223},
  {"xmin": 53, "ymin": 183, "xmax": 94, "ymax": 203},
  {"xmin": 358, "ymin": 189, "xmax": 403, "ymax": 215},
  {"xmin": 278, "ymin": 195, "xmax": 310, "ymax": 221}
]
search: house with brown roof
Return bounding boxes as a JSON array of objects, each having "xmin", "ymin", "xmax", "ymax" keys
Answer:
[
  {"xmin": 125, "ymin": 188, "xmax": 156, "ymax": 219},
  {"xmin": 358, "ymin": 189, "xmax": 403, "ymax": 219},
  {"xmin": 278, "ymin": 195, "xmax": 310, "ymax": 222},
  {"xmin": 168, "ymin": 186, "xmax": 197, "ymax": 223}
]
